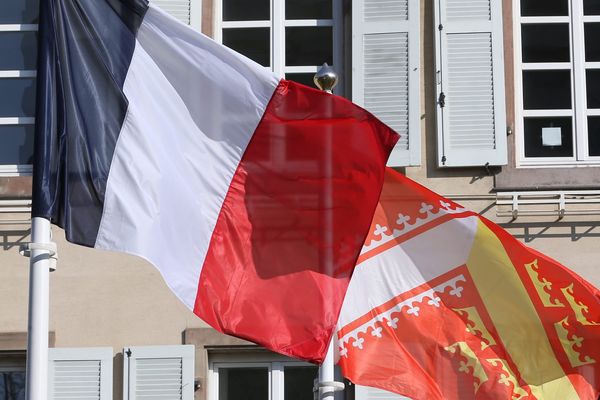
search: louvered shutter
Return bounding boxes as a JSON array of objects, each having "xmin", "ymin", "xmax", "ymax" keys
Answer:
[
  {"xmin": 355, "ymin": 385, "xmax": 411, "ymax": 399},
  {"xmin": 151, "ymin": 0, "xmax": 201, "ymax": 29},
  {"xmin": 352, "ymin": 0, "xmax": 420, "ymax": 166},
  {"xmin": 434, "ymin": 0, "xmax": 507, "ymax": 167},
  {"xmin": 48, "ymin": 347, "xmax": 113, "ymax": 400},
  {"xmin": 123, "ymin": 345, "xmax": 194, "ymax": 400}
]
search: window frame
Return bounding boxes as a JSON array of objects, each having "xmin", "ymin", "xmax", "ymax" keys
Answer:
[
  {"xmin": 214, "ymin": 0, "xmax": 344, "ymax": 95},
  {"xmin": 208, "ymin": 352, "xmax": 317, "ymax": 400},
  {"xmin": 513, "ymin": 0, "xmax": 600, "ymax": 167},
  {"xmin": 0, "ymin": 22, "xmax": 37, "ymax": 177}
]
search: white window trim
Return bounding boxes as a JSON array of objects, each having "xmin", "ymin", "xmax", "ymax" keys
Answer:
[
  {"xmin": 214, "ymin": 0, "xmax": 344, "ymax": 95},
  {"xmin": 513, "ymin": 0, "xmax": 600, "ymax": 167},
  {"xmin": 190, "ymin": 0, "xmax": 203, "ymax": 31},
  {"xmin": 208, "ymin": 352, "xmax": 316, "ymax": 400},
  {"xmin": 0, "ymin": 23, "xmax": 37, "ymax": 177}
]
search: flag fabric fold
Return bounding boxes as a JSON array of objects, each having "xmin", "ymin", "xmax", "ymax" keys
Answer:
[
  {"xmin": 33, "ymin": 0, "xmax": 398, "ymax": 363},
  {"xmin": 338, "ymin": 168, "xmax": 600, "ymax": 399}
]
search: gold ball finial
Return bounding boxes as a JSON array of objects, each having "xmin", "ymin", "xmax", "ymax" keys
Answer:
[{"xmin": 313, "ymin": 63, "xmax": 338, "ymax": 93}]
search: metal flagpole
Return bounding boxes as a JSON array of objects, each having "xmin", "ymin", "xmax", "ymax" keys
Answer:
[
  {"xmin": 314, "ymin": 63, "xmax": 345, "ymax": 400},
  {"xmin": 22, "ymin": 217, "xmax": 56, "ymax": 400}
]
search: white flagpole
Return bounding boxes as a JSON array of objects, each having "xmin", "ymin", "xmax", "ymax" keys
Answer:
[
  {"xmin": 314, "ymin": 63, "xmax": 343, "ymax": 400},
  {"xmin": 25, "ymin": 217, "xmax": 53, "ymax": 400}
]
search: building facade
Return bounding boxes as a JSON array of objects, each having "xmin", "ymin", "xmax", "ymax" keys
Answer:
[{"xmin": 1, "ymin": 0, "xmax": 599, "ymax": 399}]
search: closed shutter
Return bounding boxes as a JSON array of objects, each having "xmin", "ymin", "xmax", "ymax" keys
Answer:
[
  {"xmin": 352, "ymin": 0, "xmax": 420, "ymax": 166},
  {"xmin": 355, "ymin": 385, "xmax": 411, "ymax": 399},
  {"xmin": 434, "ymin": 0, "xmax": 507, "ymax": 167},
  {"xmin": 123, "ymin": 345, "xmax": 194, "ymax": 400},
  {"xmin": 151, "ymin": 0, "xmax": 201, "ymax": 29},
  {"xmin": 48, "ymin": 347, "xmax": 113, "ymax": 400}
]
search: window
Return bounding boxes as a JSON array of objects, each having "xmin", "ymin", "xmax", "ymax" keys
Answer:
[
  {"xmin": 123, "ymin": 345, "xmax": 195, "ymax": 400},
  {"xmin": 215, "ymin": 0, "xmax": 343, "ymax": 91},
  {"xmin": 434, "ymin": 0, "xmax": 507, "ymax": 167},
  {"xmin": 208, "ymin": 353, "xmax": 320, "ymax": 400},
  {"xmin": 48, "ymin": 347, "xmax": 113, "ymax": 400},
  {"xmin": 0, "ymin": 352, "xmax": 26, "ymax": 400},
  {"xmin": 0, "ymin": 0, "xmax": 38, "ymax": 176},
  {"xmin": 515, "ymin": 0, "xmax": 600, "ymax": 165}
]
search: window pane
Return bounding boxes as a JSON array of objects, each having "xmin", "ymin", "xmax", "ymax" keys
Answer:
[
  {"xmin": 522, "ymin": 70, "xmax": 571, "ymax": 110},
  {"xmin": 0, "ymin": 372, "xmax": 26, "ymax": 399},
  {"xmin": 286, "ymin": 73, "xmax": 318, "ymax": 88},
  {"xmin": 586, "ymin": 70, "xmax": 600, "ymax": 108},
  {"xmin": 0, "ymin": 32, "xmax": 37, "ymax": 70},
  {"xmin": 0, "ymin": 0, "xmax": 39, "ymax": 24},
  {"xmin": 521, "ymin": 0, "xmax": 568, "ymax": 16},
  {"xmin": 521, "ymin": 24, "xmax": 569, "ymax": 63},
  {"xmin": 286, "ymin": 27, "xmax": 333, "ymax": 66},
  {"xmin": 223, "ymin": 0, "xmax": 269, "ymax": 21},
  {"xmin": 585, "ymin": 23, "xmax": 600, "ymax": 61},
  {"xmin": 584, "ymin": 0, "xmax": 600, "ymax": 15},
  {"xmin": 0, "ymin": 78, "xmax": 37, "ymax": 117},
  {"xmin": 286, "ymin": 0, "xmax": 332, "ymax": 19},
  {"xmin": 223, "ymin": 28, "xmax": 270, "ymax": 67},
  {"xmin": 284, "ymin": 366, "xmax": 318, "ymax": 400},
  {"xmin": 218, "ymin": 367, "xmax": 268, "ymax": 400},
  {"xmin": 0, "ymin": 126, "xmax": 35, "ymax": 165},
  {"xmin": 588, "ymin": 117, "xmax": 600, "ymax": 156},
  {"xmin": 524, "ymin": 117, "xmax": 573, "ymax": 157}
]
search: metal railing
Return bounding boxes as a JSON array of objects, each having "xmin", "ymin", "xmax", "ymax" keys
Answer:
[{"xmin": 496, "ymin": 190, "xmax": 600, "ymax": 219}]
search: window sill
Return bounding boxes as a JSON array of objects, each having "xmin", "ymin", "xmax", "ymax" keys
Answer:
[{"xmin": 0, "ymin": 176, "xmax": 32, "ymax": 199}]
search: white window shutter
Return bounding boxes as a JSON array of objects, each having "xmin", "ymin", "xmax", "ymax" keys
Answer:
[
  {"xmin": 48, "ymin": 347, "xmax": 113, "ymax": 400},
  {"xmin": 352, "ymin": 0, "xmax": 420, "ymax": 166},
  {"xmin": 355, "ymin": 385, "xmax": 411, "ymax": 399},
  {"xmin": 151, "ymin": 0, "xmax": 202, "ymax": 29},
  {"xmin": 434, "ymin": 0, "xmax": 507, "ymax": 167},
  {"xmin": 122, "ymin": 345, "xmax": 195, "ymax": 400}
]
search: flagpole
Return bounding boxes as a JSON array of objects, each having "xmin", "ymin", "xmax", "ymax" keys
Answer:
[
  {"xmin": 24, "ymin": 217, "xmax": 54, "ymax": 400},
  {"xmin": 314, "ymin": 63, "xmax": 343, "ymax": 400}
]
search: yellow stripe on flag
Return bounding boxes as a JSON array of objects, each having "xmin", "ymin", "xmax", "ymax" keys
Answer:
[{"xmin": 466, "ymin": 219, "xmax": 579, "ymax": 400}]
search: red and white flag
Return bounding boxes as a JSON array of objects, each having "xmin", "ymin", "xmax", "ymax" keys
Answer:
[{"xmin": 338, "ymin": 169, "xmax": 600, "ymax": 399}]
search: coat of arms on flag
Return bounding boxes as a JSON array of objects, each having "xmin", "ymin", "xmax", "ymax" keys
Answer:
[{"xmin": 338, "ymin": 169, "xmax": 600, "ymax": 400}]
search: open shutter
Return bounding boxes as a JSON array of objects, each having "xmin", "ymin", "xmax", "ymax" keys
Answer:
[
  {"xmin": 352, "ymin": 0, "xmax": 420, "ymax": 166},
  {"xmin": 434, "ymin": 0, "xmax": 506, "ymax": 167},
  {"xmin": 48, "ymin": 347, "xmax": 113, "ymax": 400},
  {"xmin": 151, "ymin": 0, "xmax": 202, "ymax": 29},
  {"xmin": 123, "ymin": 345, "xmax": 194, "ymax": 400},
  {"xmin": 355, "ymin": 385, "xmax": 410, "ymax": 399}
]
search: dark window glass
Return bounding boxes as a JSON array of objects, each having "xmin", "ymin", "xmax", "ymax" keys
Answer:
[
  {"xmin": 286, "ymin": 27, "xmax": 332, "ymax": 66},
  {"xmin": 585, "ymin": 23, "xmax": 600, "ymax": 61},
  {"xmin": 0, "ymin": 32, "xmax": 37, "ymax": 70},
  {"xmin": 218, "ymin": 367, "xmax": 268, "ymax": 400},
  {"xmin": 0, "ymin": 372, "xmax": 26, "ymax": 399},
  {"xmin": 586, "ymin": 70, "xmax": 600, "ymax": 108},
  {"xmin": 286, "ymin": 0, "xmax": 332, "ymax": 19},
  {"xmin": 584, "ymin": 0, "xmax": 600, "ymax": 15},
  {"xmin": 286, "ymin": 73, "xmax": 318, "ymax": 88},
  {"xmin": 588, "ymin": 117, "xmax": 600, "ymax": 156},
  {"xmin": 0, "ymin": 125, "xmax": 35, "ymax": 165},
  {"xmin": 521, "ymin": 24, "xmax": 569, "ymax": 63},
  {"xmin": 284, "ymin": 366, "xmax": 318, "ymax": 400},
  {"xmin": 521, "ymin": 0, "xmax": 568, "ymax": 16},
  {"xmin": 523, "ymin": 70, "xmax": 571, "ymax": 110},
  {"xmin": 0, "ymin": 79, "xmax": 36, "ymax": 117},
  {"xmin": 223, "ymin": 0, "xmax": 269, "ymax": 21},
  {"xmin": 223, "ymin": 28, "xmax": 270, "ymax": 67},
  {"xmin": 0, "ymin": 0, "xmax": 39, "ymax": 24},
  {"xmin": 524, "ymin": 117, "xmax": 573, "ymax": 157}
]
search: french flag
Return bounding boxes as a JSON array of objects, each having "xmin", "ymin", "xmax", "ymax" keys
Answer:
[{"xmin": 33, "ymin": 0, "xmax": 398, "ymax": 362}]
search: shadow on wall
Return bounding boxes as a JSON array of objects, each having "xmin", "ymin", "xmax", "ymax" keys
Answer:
[
  {"xmin": 499, "ymin": 221, "xmax": 600, "ymax": 243},
  {"xmin": 0, "ymin": 228, "xmax": 30, "ymax": 251}
]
